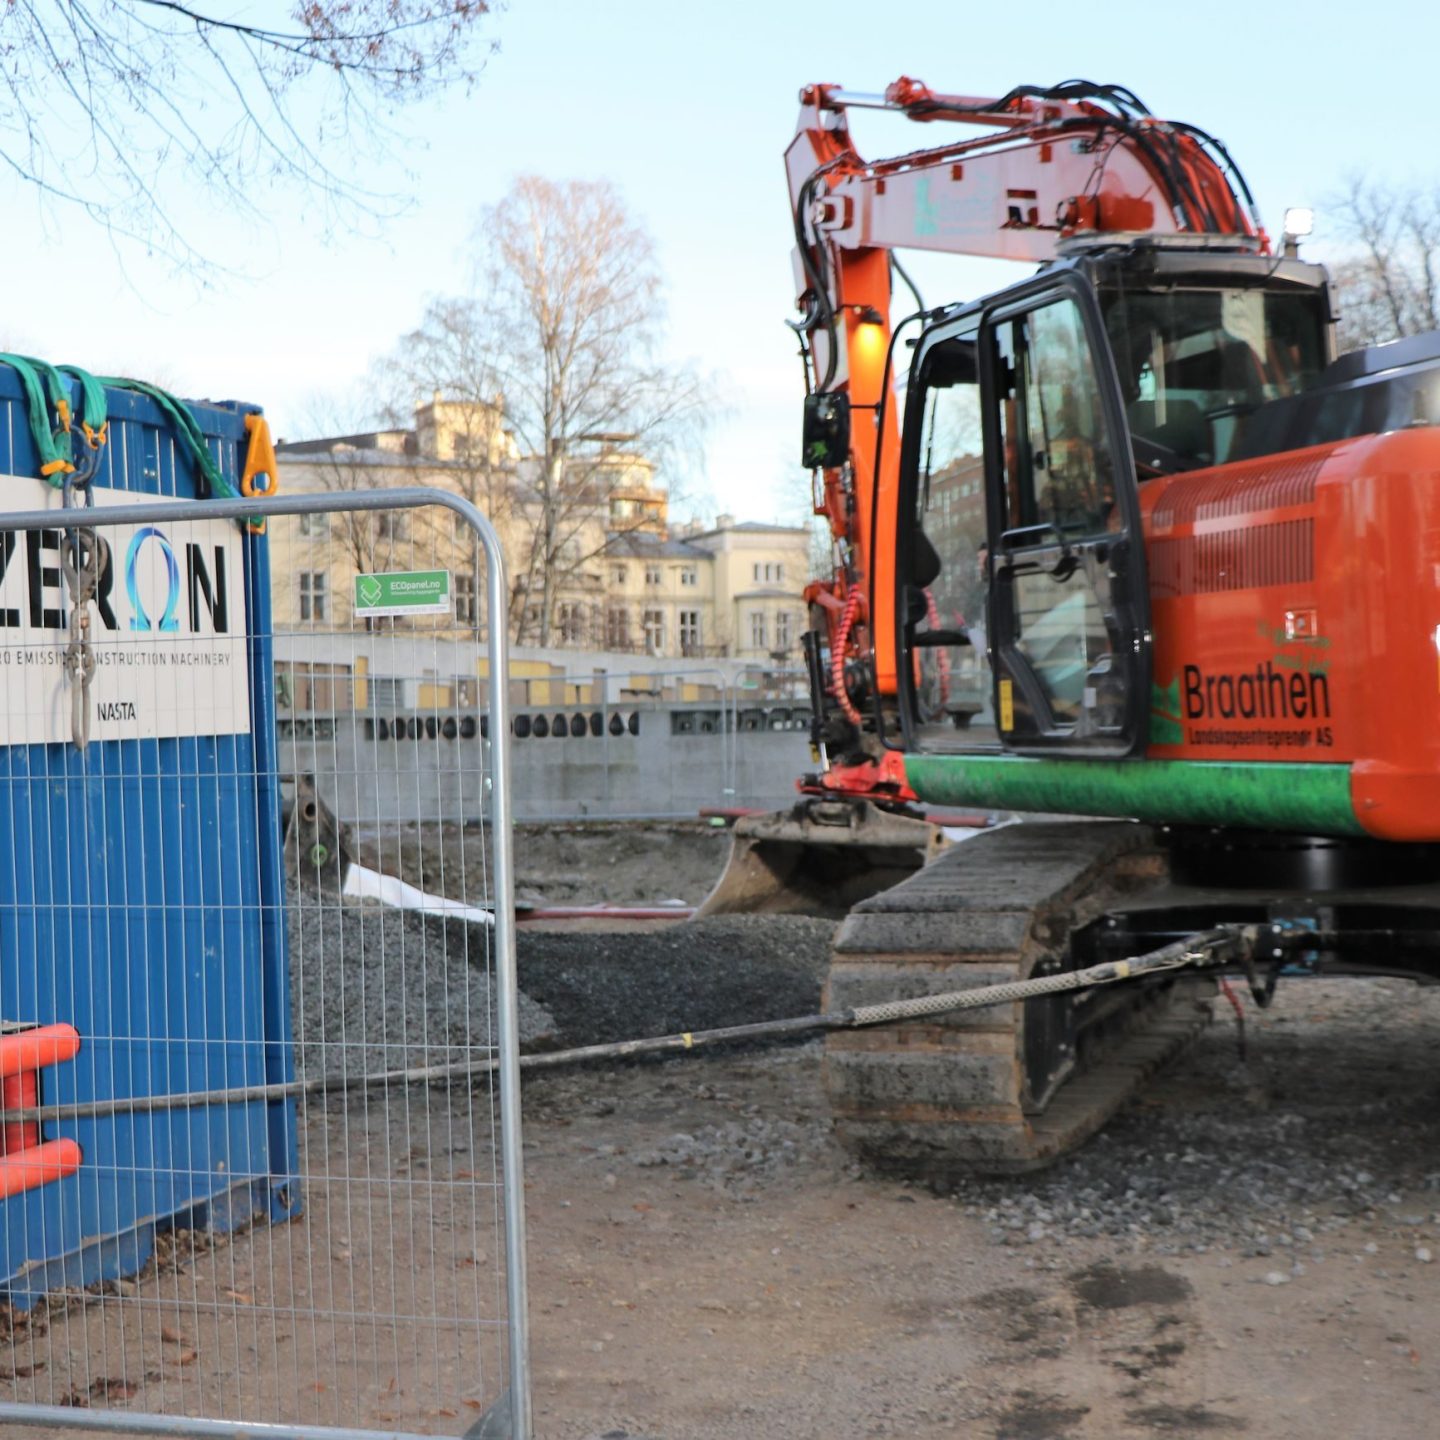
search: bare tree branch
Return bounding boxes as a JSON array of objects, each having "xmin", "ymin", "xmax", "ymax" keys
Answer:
[
  {"xmin": 0, "ymin": 0, "xmax": 498, "ymax": 271},
  {"xmin": 1328, "ymin": 174, "xmax": 1440, "ymax": 348}
]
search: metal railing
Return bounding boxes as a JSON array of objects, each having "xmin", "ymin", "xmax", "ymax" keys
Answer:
[{"xmin": 0, "ymin": 489, "xmax": 530, "ymax": 1440}]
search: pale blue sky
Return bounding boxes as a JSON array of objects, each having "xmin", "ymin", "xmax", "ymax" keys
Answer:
[{"xmin": 5, "ymin": 0, "xmax": 1435, "ymax": 525}]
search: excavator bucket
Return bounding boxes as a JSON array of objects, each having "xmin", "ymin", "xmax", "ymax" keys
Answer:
[{"xmin": 694, "ymin": 797, "xmax": 949, "ymax": 918}]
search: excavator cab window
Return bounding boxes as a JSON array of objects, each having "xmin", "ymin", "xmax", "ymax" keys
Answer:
[
  {"xmin": 903, "ymin": 325, "xmax": 994, "ymax": 742},
  {"xmin": 1101, "ymin": 284, "xmax": 1329, "ymax": 471}
]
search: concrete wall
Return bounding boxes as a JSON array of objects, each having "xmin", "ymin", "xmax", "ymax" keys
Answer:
[{"xmin": 280, "ymin": 700, "xmax": 813, "ymax": 824}]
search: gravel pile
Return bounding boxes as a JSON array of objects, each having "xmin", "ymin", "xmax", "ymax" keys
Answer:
[
  {"xmin": 286, "ymin": 902, "xmax": 557, "ymax": 1079},
  {"xmin": 513, "ymin": 915, "xmax": 836, "ymax": 1048}
]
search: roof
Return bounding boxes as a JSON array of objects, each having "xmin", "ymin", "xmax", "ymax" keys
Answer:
[
  {"xmin": 277, "ymin": 447, "xmax": 464, "ymax": 472},
  {"xmin": 687, "ymin": 519, "xmax": 808, "ymax": 539},
  {"xmin": 605, "ymin": 531, "xmax": 709, "ymax": 560}
]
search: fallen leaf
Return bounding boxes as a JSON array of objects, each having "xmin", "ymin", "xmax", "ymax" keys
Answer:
[
  {"xmin": 160, "ymin": 1328, "xmax": 189, "ymax": 1345},
  {"xmin": 632, "ymin": 1202, "xmax": 653, "ymax": 1213},
  {"xmin": 430, "ymin": 1408, "xmax": 458, "ymax": 1418},
  {"xmin": 222, "ymin": 1290, "xmax": 253, "ymax": 1305},
  {"xmin": 88, "ymin": 1378, "xmax": 139, "ymax": 1400},
  {"xmin": 462, "ymin": 1398, "xmax": 484, "ymax": 1411},
  {"xmin": 172, "ymin": 1351, "xmax": 198, "ymax": 1367}
]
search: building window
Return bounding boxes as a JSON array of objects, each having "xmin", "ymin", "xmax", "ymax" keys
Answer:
[
  {"xmin": 643, "ymin": 608, "xmax": 665, "ymax": 652},
  {"xmin": 775, "ymin": 611, "xmax": 794, "ymax": 650},
  {"xmin": 606, "ymin": 605, "xmax": 631, "ymax": 649},
  {"xmin": 644, "ymin": 564, "xmax": 662, "ymax": 586},
  {"xmin": 556, "ymin": 602, "xmax": 585, "ymax": 643},
  {"xmin": 368, "ymin": 676, "xmax": 404, "ymax": 710},
  {"xmin": 752, "ymin": 562, "xmax": 761, "ymax": 582},
  {"xmin": 612, "ymin": 565, "xmax": 628, "ymax": 585},
  {"xmin": 298, "ymin": 511, "xmax": 328, "ymax": 539},
  {"xmin": 375, "ymin": 512, "xmax": 408, "ymax": 542},
  {"xmin": 679, "ymin": 565, "xmax": 697, "ymax": 587},
  {"xmin": 775, "ymin": 563, "xmax": 785, "ymax": 583},
  {"xmin": 749, "ymin": 611, "xmax": 767, "ymax": 650},
  {"xmin": 455, "ymin": 572, "xmax": 478, "ymax": 626},
  {"xmin": 679, "ymin": 609, "xmax": 701, "ymax": 656},
  {"xmin": 299, "ymin": 571, "xmax": 327, "ymax": 622}
]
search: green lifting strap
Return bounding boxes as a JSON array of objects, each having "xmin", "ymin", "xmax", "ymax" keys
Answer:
[
  {"xmin": 0, "ymin": 353, "xmax": 76, "ymax": 482},
  {"xmin": 1, "ymin": 359, "xmax": 259, "ymax": 530},
  {"xmin": 56, "ymin": 364, "xmax": 110, "ymax": 446},
  {"xmin": 93, "ymin": 376, "xmax": 260, "ymax": 532}
]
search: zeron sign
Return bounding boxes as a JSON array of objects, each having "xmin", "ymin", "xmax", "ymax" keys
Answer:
[{"xmin": 0, "ymin": 475, "xmax": 251, "ymax": 744}]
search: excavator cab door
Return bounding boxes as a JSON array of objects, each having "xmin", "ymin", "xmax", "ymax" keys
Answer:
[
  {"xmin": 983, "ymin": 273, "xmax": 1150, "ymax": 755},
  {"xmin": 898, "ymin": 269, "xmax": 1150, "ymax": 756}
]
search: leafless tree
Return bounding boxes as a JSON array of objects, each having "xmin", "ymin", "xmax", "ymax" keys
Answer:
[
  {"xmin": 374, "ymin": 302, "xmax": 519, "ymax": 630},
  {"xmin": 302, "ymin": 445, "xmax": 430, "ymax": 628},
  {"xmin": 387, "ymin": 175, "xmax": 707, "ymax": 645},
  {"xmin": 0, "ymin": 0, "xmax": 497, "ymax": 269},
  {"xmin": 1328, "ymin": 177, "xmax": 1440, "ymax": 349}
]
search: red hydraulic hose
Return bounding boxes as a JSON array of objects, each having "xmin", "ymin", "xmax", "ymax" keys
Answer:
[{"xmin": 831, "ymin": 585, "xmax": 864, "ymax": 725}]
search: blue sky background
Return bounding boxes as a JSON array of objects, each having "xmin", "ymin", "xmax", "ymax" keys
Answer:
[{"xmin": 4, "ymin": 0, "xmax": 1435, "ymax": 525}]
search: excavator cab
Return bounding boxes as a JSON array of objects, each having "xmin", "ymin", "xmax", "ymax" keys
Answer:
[{"xmin": 896, "ymin": 248, "xmax": 1334, "ymax": 761}]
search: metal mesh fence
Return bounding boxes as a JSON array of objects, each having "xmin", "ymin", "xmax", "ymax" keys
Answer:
[{"xmin": 0, "ymin": 489, "xmax": 528, "ymax": 1440}]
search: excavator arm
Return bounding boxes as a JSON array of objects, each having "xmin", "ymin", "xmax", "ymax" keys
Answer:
[{"xmin": 790, "ymin": 78, "xmax": 1267, "ymax": 706}]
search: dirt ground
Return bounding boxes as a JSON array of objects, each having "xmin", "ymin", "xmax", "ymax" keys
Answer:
[
  {"xmin": 520, "ymin": 976, "xmax": 1440, "ymax": 1440},
  {"xmin": 6, "ymin": 823, "xmax": 1440, "ymax": 1439}
]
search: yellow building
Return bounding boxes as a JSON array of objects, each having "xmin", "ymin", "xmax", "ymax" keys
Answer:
[{"xmin": 270, "ymin": 401, "xmax": 811, "ymax": 663}]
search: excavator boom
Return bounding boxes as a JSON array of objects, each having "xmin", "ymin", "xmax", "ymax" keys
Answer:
[{"xmin": 788, "ymin": 78, "xmax": 1266, "ymax": 700}]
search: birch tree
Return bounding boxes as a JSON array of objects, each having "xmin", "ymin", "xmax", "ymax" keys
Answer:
[{"xmin": 389, "ymin": 175, "xmax": 705, "ymax": 645}]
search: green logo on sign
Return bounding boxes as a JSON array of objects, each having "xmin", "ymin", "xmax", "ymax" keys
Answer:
[{"xmin": 357, "ymin": 576, "xmax": 382, "ymax": 608}]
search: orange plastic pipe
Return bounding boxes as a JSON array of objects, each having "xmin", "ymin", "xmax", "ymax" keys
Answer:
[
  {"xmin": 0, "ymin": 1024, "xmax": 81, "ymax": 1078},
  {"xmin": 0, "ymin": 1138, "xmax": 81, "ymax": 1198}
]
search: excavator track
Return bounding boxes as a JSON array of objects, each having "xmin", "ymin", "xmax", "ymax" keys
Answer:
[{"xmin": 824, "ymin": 821, "xmax": 1215, "ymax": 1177}]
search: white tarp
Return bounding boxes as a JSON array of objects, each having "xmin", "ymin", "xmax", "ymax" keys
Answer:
[{"xmin": 0, "ymin": 475, "xmax": 251, "ymax": 745}]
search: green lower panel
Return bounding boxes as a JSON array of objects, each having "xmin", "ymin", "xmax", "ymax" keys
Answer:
[{"xmin": 905, "ymin": 754, "xmax": 1364, "ymax": 836}]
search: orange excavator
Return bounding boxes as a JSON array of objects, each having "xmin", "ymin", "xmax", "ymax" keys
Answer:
[{"xmin": 703, "ymin": 79, "xmax": 1440, "ymax": 1174}]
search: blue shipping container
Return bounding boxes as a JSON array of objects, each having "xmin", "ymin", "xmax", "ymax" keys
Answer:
[{"xmin": 0, "ymin": 370, "xmax": 299, "ymax": 1305}]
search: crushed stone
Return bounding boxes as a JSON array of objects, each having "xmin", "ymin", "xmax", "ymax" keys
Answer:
[{"xmin": 285, "ymin": 899, "xmax": 557, "ymax": 1079}]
